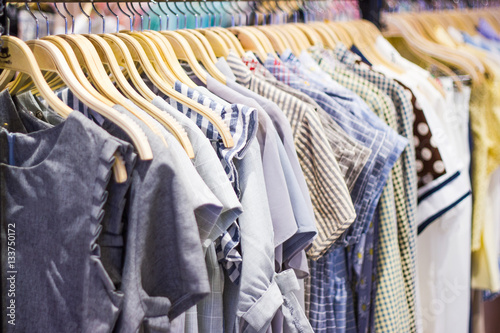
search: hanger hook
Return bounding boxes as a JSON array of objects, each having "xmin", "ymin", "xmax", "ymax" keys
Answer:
[
  {"xmin": 148, "ymin": 1, "xmax": 162, "ymax": 31},
  {"xmin": 117, "ymin": 3, "xmax": 133, "ymax": 31},
  {"xmin": 138, "ymin": 3, "xmax": 151, "ymax": 30},
  {"xmin": 218, "ymin": 2, "xmax": 235, "ymax": 27},
  {"xmin": 207, "ymin": 1, "xmax": 221, "ymax": 27},
  {"xmin": 62, "ymin": 3, "xmax": 75, "ymax": 34},
  {"xmin": 275, "ymin": 1, "xmax": 287, "ymax": 24},
  {"xmin": 36, "ymin": 3, "xmax": 50, "ymax": 36},
  {"xmin": 25, "ymin": 3, "xmax": 39, "ymax": 39},
  {"xmin": 173, "ymin": 2, "xmax": 187, "ymax": 29},
  {"xmin": 106, "ymin": 3, "xmax": 120, "ymax": 33},
  {"xmin": 236, "ymin": 0, "xmax": 249, "ymax": 26},
  {"xmin": 77, "ymin": 3, "xmax": 92, "ymax": 34},
  {"xmin": 228, "ymin": 2, "xmax": 242, "ymax": 26},
  {"xmin": 53, "ymin": 3, "xmax": 68, "ymax": 35},
  {"xmin": 183, "ymin": 1, "xmax": 198, "ymax": 29},
  {"xmin": 260, "ymin": 0, "xmax": 272, "ymax": 25},
  {"xmin": 249, "ymin": 1, "xmax": 258, "ymax": 26},
  {"xmin": 282, "ymin": 0, "xmax": 296, "ymax": 23},
  {"xmin": 165, "ymin": 1, "xmax": 179, "ymax": 30},
  {"xmin": 257, "ymin": 0, "xmax": 268, "ymax": 25},
  {"xmin": 198, "ymin": 0, "xmax": 211, "ymax": 28},
  {"xmin": 92, "ymin": 3, "xmax": 106, "ymax": 34},
  {"xmin": 128, "ymin": 3, "xmax": 143, "ymax": 31},
  {"xmin": 157, "ymin": 2, "xmax": 171, "ymax": 30},
  {"xmin": 186, "ymin": 1, "xmax": 201, "ymax": 29}
]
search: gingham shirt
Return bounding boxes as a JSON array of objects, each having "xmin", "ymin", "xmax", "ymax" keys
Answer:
[
  {"xmin": 243, "ymin": 56, "xmax": 373, "ymax": 192},
  {"xmin": 259, "ymin": 54, "xmax": 404, "ymax": 246},
  {"xmin": 226, "ymin": 51, "xmax": 356, "ymax": 260},
  {"xmin": 307, "ymin": 45, "xmax": 410, "ymax": 332},
  {"xmin": 256, "ymin": 54, "xmax": 407, "ymax": 333},
  {"xmin": 329, "ymin": 44, "xmax": 418, "ymax": 333}
]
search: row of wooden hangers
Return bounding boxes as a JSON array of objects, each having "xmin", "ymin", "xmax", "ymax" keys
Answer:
[
  {"xmin": 383, "ymin": 2, "xmax": 500, "ymax": 87},
  {"xmin": 1, "ymin": 0, "xmax": 485, "ymax": 182}
]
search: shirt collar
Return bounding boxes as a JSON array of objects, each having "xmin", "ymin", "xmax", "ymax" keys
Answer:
[
  {"xmin": 262, "ymin": 54, "xmax": 310, "ymax": 88},
  {"xmin": 226, "ymin": 51, "xmax": 253, "ymax": 86},
  {"xmin": 240, "ymin": 53, "xmax": 278, "ymax": 81},
  {"xmin": 332, "ymin": 42, "xmax": 362, "ymax": 65}
]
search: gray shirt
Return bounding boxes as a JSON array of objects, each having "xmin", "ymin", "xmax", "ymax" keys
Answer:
[
  {"xmin": 50, "ymin": 89, "xmax": 224, "ymax": 332},
  {"xmin": 151, "ymin": 96, "xmax": 243, "ymax": 246},
  {"xmin": 206, "ymin": 75, "xmax": 318, "ymax": 276},
  {"xmin": 0, "ymin": 91, "xmax": 135, "ymax": 333}
]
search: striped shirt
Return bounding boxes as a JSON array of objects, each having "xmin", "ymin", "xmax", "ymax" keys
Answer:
[
  {"xmin": 226, "ymin": 51, "xmax": 356, "ymax": 260},
  {"xmin": 165, "ymin": 81, "xmax": 259, "ymax": 285}
]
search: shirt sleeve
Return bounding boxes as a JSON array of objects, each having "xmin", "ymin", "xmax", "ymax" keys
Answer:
[
  {"xmin": 118, "ymin": 139, "xmax": 223, "ymax": 332},
  {"xmin": 295, "ymin": 110, "xmax": 357, "ymax": 259}
]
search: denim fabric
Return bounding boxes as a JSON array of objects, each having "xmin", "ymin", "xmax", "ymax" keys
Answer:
[{"xmin": 0, "ymin": 97, "xmax": 134, "ymax": 332}]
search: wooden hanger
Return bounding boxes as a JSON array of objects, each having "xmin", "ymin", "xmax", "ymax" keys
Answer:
[
  {"xmin": 213, "ymin": 27, "xmax": 246, "ymax": 56},
  {"xmin": 344, "ymin": 20, "xmax": 406, "ymax": 74},
  {"xmin": 28, "ymin": 39, "xmax": 152, "ymax": 181},
  {"xmin": 257, "ymin": 25, "xmax": 290, "ymax": 55},
  {"xmin": 43, "ymin": 36, "xmax": 114, "ymax": 107},
  {"xmin": 385, "ymin": 15, "xmax": 483, "ymax": 86},
  {"xmin": 326, "ymin": 21, "xmax": 353, "ymax": 47},
  {"xmin": 293, "ymin": 23, "xmax": 322, "ymax": 46},
  {"xmin": 246, "ymin": 26, "xmax": 279, "ymax": 56},
  {"xmin": 228, "ymin": 26, "xmax": 269, "ymax": 60},
  {"xmin": 143, "ymin": 31, "xmax": 198, "ymax": 87},
  {"xmin": 277, "ymin": 24, "xmax": 311, "ymax": 51},
  {"xmin": 208, "ymin": 27, "xmax": 239, "ymax": 52},
  {"xmin": 360, "ymin": 20, "xmax": 447, "ymax": 96},
  {"xmin": 198, "ymin": 29, "xmax": 231, "ymax": 57},
  {"xmin": 84, "ymin": 33, "xmax": 203, "ymax": 156},
  {"xmin": 60, "ymin": 33, "xmax": 195, "ymax": 157},
  {"xmin": 159, "ymin": 30, "xmax": 210, "ymax": 84},
  {"xmin": 0, "ymin": 36, "xmax": 152, "ymax": 182},
  {"xmin": 142, "ymin": 30, "xmax": 199, "ymax": 86},
  {"xmin": 174, "ymin": 29, "xmax": 228, "ymax": 83},
  {"xmin": 194, "ymin": 1, "xmax": 241, "ymax": 55},
  {"xmin": 111, "ymin": 31, "xmax": 235, "ymax": 148},
  {"xmin": 315, "ymin": 22, "xmax": 341, "ymax": 44},
  {"xmin": 274, "ymin": 26, "xmax": 302, "ymax": 55},
  {"xmin": 308, "ymin": 22, "xmax": 338, "ymax": 48}
]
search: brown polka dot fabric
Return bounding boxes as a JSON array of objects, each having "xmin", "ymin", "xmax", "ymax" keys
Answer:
[{"xmin": 406, "ymin": 87, "xmax": 447, "ymax": 188}]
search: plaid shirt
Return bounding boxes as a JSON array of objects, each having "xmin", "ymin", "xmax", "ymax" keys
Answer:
[
  {"xmin": 226, "ymin": 51, "xmax": 356, "ymax": 260},
  {"xmin": 257, "ymin": 53, "xmax": 407, "ymax": 333},
  {"xmin": 245, "ymin": 61, "xmax": 373, "ymax": 192},
  {"xmin": 327, "ymin": 43, "xmax": 418, "ymax": 333},
  {"xmin": 308, "ymin": 48, "xmax": 412, "ymax": 333}
]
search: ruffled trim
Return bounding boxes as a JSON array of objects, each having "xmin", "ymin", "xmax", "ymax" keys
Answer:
[
  {"xmin": 215, "ymin": 223, "xmax": 242, "ymax": 284},
  {"xmin": 88, "ymin": 138, "xmax": 135, "ymax": 253}
]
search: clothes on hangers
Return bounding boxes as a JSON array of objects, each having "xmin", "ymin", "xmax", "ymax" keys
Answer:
[{"xmin": 4, "ymin": 5, "xmax": 500, "ymax": 333}]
